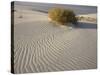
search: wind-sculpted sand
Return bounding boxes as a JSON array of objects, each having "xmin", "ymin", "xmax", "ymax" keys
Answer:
[{"xmin": 13, "ymin": 7, "xmax": 97, "ymax": 74}]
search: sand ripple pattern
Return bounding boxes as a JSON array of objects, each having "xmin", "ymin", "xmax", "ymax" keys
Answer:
[{"xmin": 14, "ymin": 15, "xmax": 97, "ymax": 74}]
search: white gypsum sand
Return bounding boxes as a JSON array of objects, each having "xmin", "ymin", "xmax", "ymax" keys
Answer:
[{"xmin": 13, "ymin": 5, "xmax": 97, "ymax": 74}]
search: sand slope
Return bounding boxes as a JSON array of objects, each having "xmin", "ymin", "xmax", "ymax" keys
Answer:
[{"xmin": 14, "ymin": 8, "xmax": 97, "ymax": 74}]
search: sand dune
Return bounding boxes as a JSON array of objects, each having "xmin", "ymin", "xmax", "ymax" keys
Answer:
[{"xmin": 13, "ymin": 6, "xmax": 97, "ymax": 74}]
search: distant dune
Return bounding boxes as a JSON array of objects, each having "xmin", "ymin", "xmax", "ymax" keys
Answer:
[
  {"xmin": 14, "ymin": 1, "xmax": 97, "ymax": 15},
  {"xmin": 13, "ymin": 2, "xmax": 97, "ymax": 74}
]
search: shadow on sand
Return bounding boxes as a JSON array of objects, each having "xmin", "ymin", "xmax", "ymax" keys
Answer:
[{"xmin": 76, "ymin": 22, "xmax": 97, "ymax": 29}]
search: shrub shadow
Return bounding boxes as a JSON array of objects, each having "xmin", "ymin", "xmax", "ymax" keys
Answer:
[{"xmin": 76, "ymin": 22, "xmax": 97, "ymax": 29}]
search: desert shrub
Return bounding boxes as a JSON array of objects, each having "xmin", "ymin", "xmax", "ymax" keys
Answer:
[{"xmin": 48, "ymin": 8, "xmax": 78, "ymax": 25}]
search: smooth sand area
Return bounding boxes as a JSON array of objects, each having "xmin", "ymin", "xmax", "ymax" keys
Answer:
[{"xmin": 14, "ymin": 6, "xmax": 97, "ymax": 74}]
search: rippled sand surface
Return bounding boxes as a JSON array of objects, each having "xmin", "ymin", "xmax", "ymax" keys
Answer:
[{"xmin": 13, "ymin": 2, "xmax": 97, "ymax": 74}]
